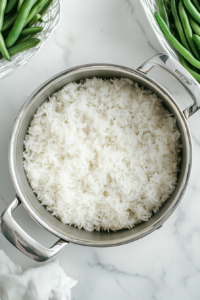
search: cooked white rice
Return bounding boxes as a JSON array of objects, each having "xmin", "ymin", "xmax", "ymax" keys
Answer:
[{"xmin": 23, "ymin": 78, "xmax": 181, "ymax": 232}]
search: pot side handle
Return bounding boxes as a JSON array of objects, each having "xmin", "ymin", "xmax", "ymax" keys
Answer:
[
  {"xmin": 137, "ymin": 52, "xmax": 200, "ymax": 118},
  {"xmin": 0, "ymin": 198, "xmax": 68, "ymax": 262}
]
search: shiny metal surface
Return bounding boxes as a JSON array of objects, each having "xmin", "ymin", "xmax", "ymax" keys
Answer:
[
  {"xmin": 1, "ymin": 198, "xmax": 67, "ymax": 262},
  {"xmin": 138, "ymin": 53, "xmax": 200, "ymax": 118},
  {"xmin": 1, "ymin": 53, "xmax": 197, "ymax": 261}
]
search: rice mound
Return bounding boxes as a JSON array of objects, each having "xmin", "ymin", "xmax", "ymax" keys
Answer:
[{"xmin": 23, "ymin": 78, "xmax": 181, "ymax": 232}]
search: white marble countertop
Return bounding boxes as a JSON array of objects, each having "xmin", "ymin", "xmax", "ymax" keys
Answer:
[{"xmin": 1, "ymin": 1, "xmax": 200, "ymax": 299}]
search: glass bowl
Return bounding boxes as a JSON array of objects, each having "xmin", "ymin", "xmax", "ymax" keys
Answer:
[
  {"xmin": 0, "ymin": 0, "xmax": 61, "ymax": 79},
  {"xmin": 140, "ymin": 0, "xmax": 179, "ymax": 61}
]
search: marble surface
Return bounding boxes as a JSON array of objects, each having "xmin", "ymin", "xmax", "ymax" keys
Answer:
[{"xmin": 1, "ymin": 0, "xmax": 200, "ymax": 299}]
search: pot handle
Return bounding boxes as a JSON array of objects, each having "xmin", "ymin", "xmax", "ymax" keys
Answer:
[
  {"xmin": 137, "ymin": 52, "xmax": 200, "ymax": 118},
  {"xmin": 0, "ymin": 198, "xmax": 68, "ymax": 262}
]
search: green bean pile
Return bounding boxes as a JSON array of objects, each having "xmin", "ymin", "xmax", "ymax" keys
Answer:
[
  {"xmin": 155, "ymin": 0, "xmax": 200, "ymax": 82},
  {"xmin": 0, "ymin": 0, "xmax": 52, "ymax": 61}
]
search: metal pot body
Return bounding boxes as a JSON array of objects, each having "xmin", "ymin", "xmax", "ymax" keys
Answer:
[{"xmin": 1, "ymin": 53, "xmax": 199, "ymax": 262}]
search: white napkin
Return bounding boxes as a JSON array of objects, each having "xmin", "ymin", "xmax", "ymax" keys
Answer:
[{"xmin": 0, "ymin": 250, "xmax": 77, "ymax": 300}]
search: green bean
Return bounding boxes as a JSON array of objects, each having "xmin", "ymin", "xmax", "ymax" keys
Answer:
[
  {"xmin": 167, "ymin": 9, "xmax": 172, "ymax": 16},
  {"xmin": 20, "ymin": 26, "xmax": 43, "ymax": 36},
  {"xmin": 180, "ymin": 56, "xmax": 200, "ymax": 82},
  {"xmin": 2, "ymin": 27, "xmax": 10, "ymax": 37},
  {"xmin": 13, "ymin": 35, "xmax": 29, "ymax": 46},
  {"xmin": 189, "ymin": 15, "xmax": 200, "ymax": 35},
  {"xmin": 191, "ymin": 0, "xmax": 200, "ymax": 12},
  {"xmin": 17, "ymin": 0, "xmax": 24, "ymax": 12},
  {"xmin": 179, "ymin": 1, "xmax": 200, "ymax": 59},
  {"xmin": 24, "ymin": 0, "xmax": 48, "ymax": 27},
  {"xmin": 166, "ymin": 0, "xmax": 171, "ymax": 9},
  {"xmin": 193, "ymin": 34, "xmax": 200, "ymax": 49},
  {"xmin": 2, "ymin": 11, "xmax": 18, "ymax": 32},
  {"xmin": 5, "ymin": 0, "xmax": 18, "ymax": 13},
  {"xmin": 39, "ymin": 15, "xmax": 43, "ymax": 22},
  {"xmin": 0, "ymin": 0, "xmax": 7, "ymax": 31},
  {"xmin": 1, "ymin": 37, "xmax": 40, "ymax": 58},
  {"xmin": 4, "ymin": 11, "xmax": 13, "ymax": 20},
  {"xmin": 16, "ymin": 34, "xmax": 31, "ymax": 43},
  {"xmin": 171, "ymin": 0, "xmax": 190, "ymax": 50},
  {"xmin": 183, "ymin": 0, "xmax": 200, "ymax": 23},
  {"xmin": 27, "ymin": 13, "xmax": 41, "ymax": 26},
  {"xmin": 157, "ymin": 0, "xmax": 170, "ymax": 27},
  {"xmin": 6, "ymin": 0, "xmax": 38, "ymax": 48},
  {"xmin": 16, "ymin": 27, "xmax": 43, "ymax": 43},
  {"xmin": 40, "ymin": 0, "xmax": 52, "ymax": 15},
  {"xmin": 154, "ymin": 11, "xmax": 200, "ymax": 68},
  {"xmin": 0, "ymin": 32, "xmax": 10, "ymax": 60}
]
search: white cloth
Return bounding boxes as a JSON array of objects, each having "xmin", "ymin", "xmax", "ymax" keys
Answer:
[{"xmin": 0, "ymin": 250, "xmax": 77, "ymax": 300}]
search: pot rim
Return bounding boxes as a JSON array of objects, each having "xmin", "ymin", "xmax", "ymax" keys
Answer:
[{"xmin": 9, "ymin": 63, "xmax": 192, "ymax": 246}]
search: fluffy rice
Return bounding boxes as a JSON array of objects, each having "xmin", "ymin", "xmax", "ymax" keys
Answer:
[{"xmin": 23, "ymin": 78, "xmax": 181, "ymax": 232}]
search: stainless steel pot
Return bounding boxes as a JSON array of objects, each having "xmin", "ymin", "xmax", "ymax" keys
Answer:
[{"xmin": 1, "ymin": 53, "xmax": 199, "ymax": 262}]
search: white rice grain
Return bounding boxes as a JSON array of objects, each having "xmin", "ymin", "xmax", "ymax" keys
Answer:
[{"xmin": 23, "ymin": 78, "xmax": 181, "ymax": 231}]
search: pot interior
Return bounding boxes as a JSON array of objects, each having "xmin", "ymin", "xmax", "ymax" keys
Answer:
[{"xmin": 10, "ymin": 65, "xmax": 192, "ymax": 246}]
